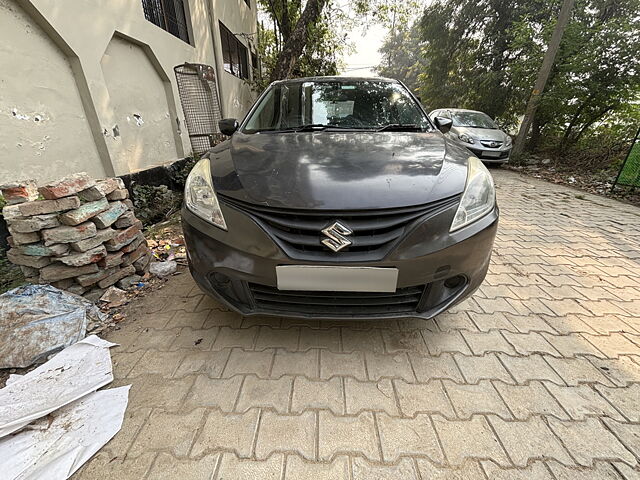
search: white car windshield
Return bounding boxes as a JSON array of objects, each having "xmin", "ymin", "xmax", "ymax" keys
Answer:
[
  {"xmin": 243, "ymin": 80, "xmax": 431, "ymax": 133},
  {"xmin": 452, "ymin": 112, "xmax": 497, "ymax": 129}
]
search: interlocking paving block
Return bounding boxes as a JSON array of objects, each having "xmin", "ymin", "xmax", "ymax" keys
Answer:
[
  {"xmin": 545, "ymin": 356, "xmax": 614, "ymax": 386},
  {"xmin": 271, "ymin": 350, "xmax": 319, "ymax": 379},
  {"xmin": 498, "ymin": 354, "xmax": 564, "ymax": 384},
  {"xmin": 394, "ymin": 379, "xmax": 454, "ymax": 417},
  {"xmin": 318, "ymin": 411, "xmax": 379, "ymax": 461},
  {"xmin": 352, "ymin": 457, "xmax": 420, "ymax": 480},
  {"xmin": 215, "ymin": 452, "xmax": 282, "ymax": 479},
  {"xmin": 291, "ymin": 376, "xmax": 343, "ymax": 415},
  {"xmin": 222, "ymin": 349, "xmax": 274, "ymax": 378},
  {"xmin": 594, "ymin": 383, "xmax": 640, "ymax": 422},
  {"xmin": 254, "ymin": 411, "xmax": 315, "ymax": 460},
  {"xmin": 444, "ymin": 380, "xmax": 512, "ymax": 419},
  {"xmin": 454, "ymin": 353, "xmax": 515, "ymax": 384},
  {"xmin": 377, "ymin": 412, "xmax": 443, "ymax": 462},
  {"xmin": 545, "ymin": 383, "xmax": 626, "ymax": 421},
  {"xmin": 147, "ymin": 453, "xmax": 220, "ymax": 480},
  {"xmin": 417, "ymin": 459, "xmax": 487, "ymax": 480},
  {"xmin": 320, "ymin": 351, "xmax": 367, "ymax": 381},
  {"xmin": 409, "ymin": 353, "xmax": 464, "ymax": 383},
  {"xmin": 481, "ymin": 460, "xmax": 555, "ymax": 479},
  {"xmin": 493, "ymin": 381, "xmax": 569, "ymax": 420},
  {"xmin": 284, "ymin": 455, "xmax": 350, "ymax": 480},
  {"xmin": 191, "ymin": 409, "xmax": 260, "ymax": 458},
  {"xmin": 236, "ymin": 375, "xmax": 293, "ymax": 414}
]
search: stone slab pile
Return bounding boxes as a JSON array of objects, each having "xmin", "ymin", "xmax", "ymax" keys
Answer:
[{"xmin": 1, "ymin": 173, "xmax": 151, "ymax": 302}]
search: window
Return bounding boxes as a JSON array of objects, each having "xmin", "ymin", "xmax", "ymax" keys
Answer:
[
  {"xmin": 142, "ymin": 0, "xmax": 190, "ymax": 43},
  {"xmin": 220, "ymin": 22, "xmax": 249, "ymax": 80}
]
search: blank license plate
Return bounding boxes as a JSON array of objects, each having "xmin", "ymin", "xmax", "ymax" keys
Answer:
[
  {"xmin": 276, "ymin": 266, "xmax": 399, "ymax": 292},
  {"xmin": 483, "ymin": 151, "xmax": 501, "ymax": 157}
]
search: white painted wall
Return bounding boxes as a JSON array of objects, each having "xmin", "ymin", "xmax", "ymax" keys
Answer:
[{"xmin": 0, "ymin": 0, "xmax": 258, "ymax": 183}]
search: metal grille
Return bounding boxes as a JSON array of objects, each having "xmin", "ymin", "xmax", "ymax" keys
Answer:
[
  {"xmin": 174, "ymin": 63, "xmax": 225, "ymax": 155},
  {"xmin": 613, "ymin": 126, "xmax": 640, "ymax": 190},
  {"xmin": 142, "ymin": 0, "xmax": 190, "ymax": 44},
  {"xmin": 248, "ymin": 283, "xmax": 425, "ymax": 317},
  {"xmin": 220, "ymin": 195, "xmax": 461, "ymax": 262}
]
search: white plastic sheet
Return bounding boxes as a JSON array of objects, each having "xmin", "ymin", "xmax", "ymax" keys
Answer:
[
  {"xmin": 0, "ymin": 335, "xmax": 116, "ymax": 438},
  {"xmin": 0, "ymin": 386, "xmax": 130, "ymax": 480}
]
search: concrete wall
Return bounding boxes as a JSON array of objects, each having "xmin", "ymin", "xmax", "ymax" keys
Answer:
[{"xmin": 0, "ymin": 0, "xmax": 258, "ymax": 184}]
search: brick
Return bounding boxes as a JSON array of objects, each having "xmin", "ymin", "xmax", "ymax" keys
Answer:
[
  {"xmin": 114, "ymin": 210, "xmax": 136, "ymax": 228},
  {"xmin": 70, "ymin": 228, "xmax": 117, "ymax": 252},
  {"xmin": 8, "ymin": 214, "xmax": 60, "ymax": 233},
  {"xmin": 236, "ymin": 376, "xmax": 293, "ymax": 414},
  {"xmin": 78, "ymin": 177, "xmax": 123, "ymax": 201},
  {"xmin": 318, "ymin": 411, "xmax": 379, "ymax": 461},
  {"xmin": 498, "ymin": 354, "xmax": 564, "ymax": 384},
  {"xmin": 191, "ymin": 409, "xmax": 260, "ymax": 457},
  {"xmin": 418, "ymin": 460, "xmax": 486, "ymax": 479},
  {"xmin": 183, "ymin": 375, "xmax": 243, "ymax": 410},
  {"xmin": 0, "ymin": 179, "xmax": 38, "ymax": 204},
  {"xmin": 432, "ymin": 416, "xmax": 510, "ymax": 466},
  {"xmin": 58, "ymin": 197, "xmax": 109, "ymax": 226},
  {"xmin": 345, "ymin": 378, "xmax": 399, "ymax": 416},
  {"xmin": 547, "ymin": 417, "xmax": 636, "ymax": 466},
  {"xmin": 51, "ymin": 278, "xmax": 74, "ymax": 290},
  {"xmin": 291, "ymin": 376, "xmax": 343, "ymax": 415},
  {"xmin": 352, "ymin": 457, "xmax": 420, "ymax": 480},
  {"xmin": 129, "ymin": 408, "xmax": 204, "ymax": 458},
  {"xmin": 133, "ymin": 252, "xmax": 151, "ymax": 274},
  {"xmin": 38, "ymin": 172, "xmax": 94, "ymax": 200},
  {"xmin": 255, "ymin": 411, "xmax": 315, "ymax": 460},
  {"xmin": 92, "ymin": 201, "xmax": 128, "ymax": 229},
  {"xmin": 15, "ymin": 242, "xmax": 68, "ymax": 257},
  {"xmin": 377, "ymin": 413, "xmax": 443, "ymax": 462},
  {"xmin": 39, "ymin": 262, "xmax": 98, "ymax": 282},
  {"xmin": 454, "ymin": 353, "xmax": 514, "ymax": 384},
  {"xmin": 544, "ymin": 356, "xmax": 612, "ymax": 386},
  {"xmin": 98, "ymin": 251, "xmax": 123, "ymax": 268},
  {"xmin": 123, "ymin": 198, "xmax": 134, "ymax": 210},
  {"xmin": 8, "ymin": 231, "xmax": 39, "ymax": 245},
  {"xmin": 82, "ymin": 287, "xmax": 106, "ymax": 303},
  {"xmin": 494, "ymin": 381, "xmax": 569, "ymax": 420},
  {"xmin": 121, "ymin": 233, "xmax": 145, "ymax": 254},
  {"xmin": 365, "ymin": 352, "xmax": 415, "ymax": 382},
  {"xmin": 444, "ymin": 380, "xmax": 511, "ymax": 419},
  {"xmin": 116, "ymin": 274, "xmax": 142, "ymax": 289},
  {"xmin": 481, "ymin": 461, "xmax": 555, "ymax": 480},
  {"xmin": 76, "ymin": 267, "xmax": 116, "ymax": 287},
  {"xmin": 41, "ymin": 222, "xmax": 96, "ymax": 245},
  {"xmin": 57, "ymin": 245, "xmax": 106, "ymax": 266},
  {"xmin": 104, "ymin": 223, "xmax": 142, "ymax": 251},
  {"xmin": 107, "ymin": 188, "xmax": 129, "ymax": 200},
  {"xmin": 490, "ymin": 416, "xmax": 572, "ymax": 466},
  {"xmin": 97, "ymin": 264, "xmax": 135, "ymax": 289},
  {"xmin": 66, "ymin": 284, "xmax": 86, "ymax": 296},
  {"xmin": 394, "ymin": 379, "xmax": 454, "ymax": 417},
  {"xmin": 320, "ymin": 351, "xmax": 367, "ymax": 381},
  {"xmin": 222, "ymin": 349, "xmax": 274, "ymax": 378},
  {"xmin": 285, "ymin": 456, "xmax": 350, "ymax": 480},
  {"xmin": 594, "ymin": 383, "xmax": 640, "ymax": 421},
  {"xmin": 216, "ymin": 453, "xmax": 282, "ymax": 479},
  {"xmin": 545, "ymin": 383, "xmax": 625, "ymax": 421},
  {"xmin": 6, "ymin": 250, "xmax": 50, "ymax": 268},
  {"xmin": 19, "ymin": 265, "xmax": 39, "ymax": 277},
  {"xmin": 409, "ymin": 353, "xmax": 464, "ymax": 383},
  {"xmin": 17, "ymin": 196, "xmax": 80, "ymax": 216},
  {"xmin": 2, "ymin": 204, "xmax": 25, "ymax": 221}
]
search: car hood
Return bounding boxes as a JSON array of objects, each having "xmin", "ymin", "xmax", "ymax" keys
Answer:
[
  {"xmin": 208, "ymin": 131, "xmax": 470, "ymax": 210},
  {"xmin": 454, "ymin": 126, "xmax": 509, "ymax": 142}
]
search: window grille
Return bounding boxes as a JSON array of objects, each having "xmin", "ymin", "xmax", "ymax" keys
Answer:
[
  {"xmin": 219, "ymin": 22, "xmax": 249, "ymax": 80},
  {"xmin": 142, "ymin": 0, "xmax": 190, "ymax": 44}
]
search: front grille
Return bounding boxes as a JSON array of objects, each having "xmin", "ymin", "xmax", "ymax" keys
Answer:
[
  {"xmin": 249, "ymin": 283, "xmax": 425, "ymax": 316},
  {"xmin": 470, "ymin": 148, "xmax": 510, "ymax": 160},
  {"xmin": 480, "ymin": 140, "xmax": 503, "ymax": 148},
  {"xmin": 220, "ymin": 195, "xmax": 460, "ymax": 261}
]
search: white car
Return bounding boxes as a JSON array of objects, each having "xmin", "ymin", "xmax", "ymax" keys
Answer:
[{"xmin": 429, "ymin": 108, "xmax": 512, "ymax": 164}]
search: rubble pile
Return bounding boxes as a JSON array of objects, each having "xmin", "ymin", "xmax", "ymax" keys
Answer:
[{"xmin": 1, "ymin": 173, "xmax": 151, "ymax": 302}]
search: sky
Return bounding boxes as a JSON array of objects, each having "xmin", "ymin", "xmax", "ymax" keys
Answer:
[{"xmin": 339, "ymin": 23, "xmax": 388, "ymax": 77}]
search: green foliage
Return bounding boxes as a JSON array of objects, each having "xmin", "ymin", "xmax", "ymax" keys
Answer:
[
  {"xmin": 378, "ymin": 0, "xmax": 640, "ymax": 157},
  {"xmin": 132, "ymin": 184, "xmax": 181, "ymax": 227}
]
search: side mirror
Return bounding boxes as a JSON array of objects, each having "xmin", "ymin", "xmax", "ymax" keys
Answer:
[
  {"xmin": 434, "ymin": 116, "xmax": 453, "ymax": 134},
  {"xmin": 219, "ymin": 118, "xmax": 239, "ymax": 136}
]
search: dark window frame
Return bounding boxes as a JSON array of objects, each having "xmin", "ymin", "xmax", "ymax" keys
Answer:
[
  {"xmin": 142, "ymin": 0, "xmax": 191, "ymax": 44},
  {"xmin": 219, "ymin": 22, "xmax": 250, "ymax": 80}
]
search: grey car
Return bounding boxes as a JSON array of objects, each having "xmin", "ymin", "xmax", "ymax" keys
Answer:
[
  {"xmin": 429, "ymin": 108, "xmax": 512, "ymax": 164},
  {"xmin": 182, "ymin": 77, "xmax": 498, "ymax": 320}
]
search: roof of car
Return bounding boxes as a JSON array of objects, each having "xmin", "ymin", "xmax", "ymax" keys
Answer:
[
  {"xmin": 431, "ymin": 108, "xmax": 485, "ymax": 114},
  {"xmin": 271, "ymin": 76, "xmax": 398, "ymax": 85}
]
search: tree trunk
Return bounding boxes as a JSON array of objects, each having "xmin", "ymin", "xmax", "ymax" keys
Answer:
[
  {"xmin": 575, "ymin": 105, "xmax": 615, "ymax": 141},
  {"xmin": 512, "ymin": 0, "xmax": 575, "ymax": 157},
  {"xmin": 270, "ymin": 0, "xmax": 328, "ymax": 82}
]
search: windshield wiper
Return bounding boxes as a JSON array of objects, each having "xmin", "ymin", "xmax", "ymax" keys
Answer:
[{"xmin": 377, "ymin": 124, "xmax": 423, "ymax": 132}]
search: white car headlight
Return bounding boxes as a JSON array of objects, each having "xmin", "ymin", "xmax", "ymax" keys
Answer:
[
  {"xmin": 450, "ymin": 157, "xmax": 496, "ymax": 232},
  {"xmin": 458, "ymin": 133, "xmax": 474, "ymax": 144},
  {"xmin": 185, "ymin": 158, "xmax": 227, "ymax": 230},
  {"xmin": 504, "ymin": 136, "xmax": 513, "ymax": 147}
]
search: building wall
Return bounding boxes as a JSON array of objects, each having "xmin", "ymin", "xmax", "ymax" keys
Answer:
[{"xmin": 0, "ymin": 0, "xmax": 258, "ymax": 184}]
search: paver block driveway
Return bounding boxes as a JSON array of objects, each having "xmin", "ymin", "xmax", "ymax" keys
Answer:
[{"xmin": 76, "ymin": 170, "xmax": 640, "ymax": 479}]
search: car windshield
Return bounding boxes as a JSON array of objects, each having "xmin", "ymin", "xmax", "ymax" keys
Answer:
[
  {"xmin": 242, "ymin": 80, "xmax": 431, "ymax": 133},
  {"xmin": 452, "ymin": 112, "xmax": 497, "ymax": 129}
]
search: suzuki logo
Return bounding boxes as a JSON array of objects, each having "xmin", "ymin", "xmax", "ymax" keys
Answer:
[{"xmin": 321, "ymin": 221, "xmax": 353, "ymax": 252}]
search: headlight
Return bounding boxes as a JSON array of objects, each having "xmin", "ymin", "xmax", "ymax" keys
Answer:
[
  {"xmin": 504, "ymin": 136, "xmax": 513, "ymax": 147},
  {"xmin": 450, "ymin": 157, "xmax": 496, "ymax": 232},
  {"xmin": 185, "ymin": 158, "xmax": 227, "ymax": 230},
  {"xmin": 458, "ymin": 133, "xmax": 474, "ymax": 144}
]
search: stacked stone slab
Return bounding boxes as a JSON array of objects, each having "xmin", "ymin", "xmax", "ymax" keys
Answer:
[{"xmin": 1, "ymin": 173, "xmax": 152, "ymax": 302}]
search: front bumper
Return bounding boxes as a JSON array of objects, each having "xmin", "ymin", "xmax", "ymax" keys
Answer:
[
  {"xmin": 182, "ymin": 200, "xmax": 498, "ymax": 320},
  {"xmin": 467, "ymin": 145, "xmax": 511, "ymax": 163}
]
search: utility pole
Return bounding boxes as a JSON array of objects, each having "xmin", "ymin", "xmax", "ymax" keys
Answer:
[{"xmin": 512, "ymin": 0, "xmax": 575, "ymax": 157}]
